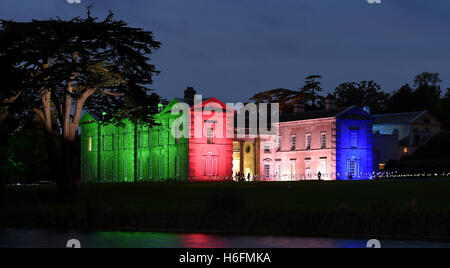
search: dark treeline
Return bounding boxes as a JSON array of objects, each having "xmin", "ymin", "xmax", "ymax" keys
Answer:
[{"xmin": 252, "ymin": 72, "xmax": 450, "ymax": 128}]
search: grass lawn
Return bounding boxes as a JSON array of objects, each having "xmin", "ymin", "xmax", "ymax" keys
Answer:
[{"xmin": 2, "ymin": 179, "xmax": 450, "ymax": 239}]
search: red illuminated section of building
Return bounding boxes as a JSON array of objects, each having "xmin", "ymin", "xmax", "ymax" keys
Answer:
[{"xmin": 188, "ymin": 98, "xmax": 234, "ymax": 180}]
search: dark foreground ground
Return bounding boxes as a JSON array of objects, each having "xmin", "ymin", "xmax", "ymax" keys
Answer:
[{"xmin": 2, "ymin": 179, "xmax": 450, "ymax": 239}]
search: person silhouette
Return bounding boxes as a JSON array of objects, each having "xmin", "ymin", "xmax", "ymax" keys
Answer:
[{"xmin": 318, "ymin": 172, "xmax": 322, "ymax": 181}]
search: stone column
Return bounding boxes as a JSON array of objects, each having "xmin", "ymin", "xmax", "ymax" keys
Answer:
[
  {"xmin": 240, "ymin": 141, "xmax": 244, "ymax": 173},
  {"xmin": 254, "ymin": 139, "xmax": 260, "ymax": 176}
]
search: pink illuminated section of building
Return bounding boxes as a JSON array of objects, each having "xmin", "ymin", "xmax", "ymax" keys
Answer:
[
  {"xmin": 259, "ymin": 117, "xmax": 337, "ymax": 181},
  {"xmin": 188, "ymin": 98, "xmax": 234, "ymax": 180}
]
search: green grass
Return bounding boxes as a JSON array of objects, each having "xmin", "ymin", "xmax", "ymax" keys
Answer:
[{"xmin": 3, "ymin": 179, "xmax": 450, "ymax": 239}]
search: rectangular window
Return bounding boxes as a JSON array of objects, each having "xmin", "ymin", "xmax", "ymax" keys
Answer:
[
  {"xmin": 276, "ymin": 164, "xmax": 281, "ymax": 180},
  {"xmin": 148, "ymin": 131, "xmax": 153, "ymax": 148},
  {"xmin": 175, "ymin": 128, "xmax": 180, "ymax": 145},
  {"xmin": 123, "ymin": 158, "xmax": 127, "ymax": 181},
  {"xmin": 264, "ymin": 144, "xmax": 271, "ymax": 154},
  {"xmin": 148, "ymin": 156, "xmax": 153, "ymax": 179},
  {"xmin": 138, "ymin": 157, "xmax": 143, "ymax": 180},
  {"xmin": 306, "ymin": 134, "xmax": 311, "ymax": 150},
  {"xmin": 123, "ymin": 133, "xmax": 128, "ymax": 149},
  {"xmin": 138, "ymin": 131, "xmax": 148, "ymax": 148},
  {"xmin": 158, "ymin": 157, "xmax": 162, "ymax": 179},
  {"xmin": 264, "ymin": 165, "xmax": 271, "ymax": 179},
  {"xmin": 320, "ymin": 158, "xmax": 327, "ymax": 179},
  {"xmin": 103, "ymin": 135, "xmax": 113, "ymax": 151},
  {"xmin": 207, "ymin": 126, "xmax": 215, "ymax": 144},
  {"xmin": 291, "ymin": 135, "xmax": 296, "ymax": 151},
  {"xmin": 175, "ymin": 156, "xmax": 179, "ymax": 178},
  {"xmin": 321, "ymin": 132, "xmax": 327, "ymax": 149},
  {"xmin": 348, "ymin": 158, "xmax": 360, "ymax": 178},
  {"xmin": 159, "ymin": 130, "xmax": 163, "ymax": 146},
  {"xmin": 349, "ymin": 160, "xmax": 356, "ymax": 176},
  {"xmin": 350, "ymin": 129, "xmax": 358, "ymax": 148},
  {"xmin": 277, "ymin": 136, "xmax": 282, "ymax": 151},
  {"xmin": 291, "ymin": 161, "xmax": 297, "ymax": 180}
]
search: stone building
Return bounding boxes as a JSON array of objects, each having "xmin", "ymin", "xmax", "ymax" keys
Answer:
[
  {"xmin": 257, "ymin": 103, "xmax": 374, "ymax": 181},
  {"xmin": 80, "ymin": 89, "xmax": 377, "ymax": 183},
  {"xmin": 373, "ymin": 111, "xmax": 441, "ymax": 158}
]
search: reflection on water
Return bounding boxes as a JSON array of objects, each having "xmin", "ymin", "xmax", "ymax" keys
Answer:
[{"xmin": 0, "ymin": 229, "xmax": 450, "ymax": 248}]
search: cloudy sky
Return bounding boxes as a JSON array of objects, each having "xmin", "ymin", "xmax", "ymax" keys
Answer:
[{"xmin": 1, "ymin": 0, "xmax": 449, "ymax": 102}]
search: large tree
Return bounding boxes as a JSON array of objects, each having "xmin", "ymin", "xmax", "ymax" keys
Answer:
[
  {"xmin": 300, "ymin": 75, "xmax": 323, "ymax": 108},
  {"xmin": 334, "ymin": 80, "xmax": 390, "ymax": 113},
  {"xmin": 0, "ymin": 11, "xmax": 161, "ymax": 191},
  {"xmin": 388, "ymin": 72, "xmax": 443, "ymax": 120}
]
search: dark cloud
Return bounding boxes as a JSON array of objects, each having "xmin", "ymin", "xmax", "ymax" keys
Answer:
[{"xmin": 1, "ymin": 0, "xmax": 449, "ymax": 102}]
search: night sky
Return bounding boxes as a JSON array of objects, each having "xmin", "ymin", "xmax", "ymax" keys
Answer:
[{"xmin": 1, "ymin": 0, "xmax": 449, "ymax": 103}]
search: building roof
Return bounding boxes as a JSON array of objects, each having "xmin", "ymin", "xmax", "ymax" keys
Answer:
[
  {"xmin": 373, "ymin": 111, "xmax": 427, "ymax": 125},
  {"xmin": 279, "ymin": 106, "xmax": 351, "ymax": 122},
  {"xmin": 174, "ymin": 97, "xmax": 214, "ymax": 107}
]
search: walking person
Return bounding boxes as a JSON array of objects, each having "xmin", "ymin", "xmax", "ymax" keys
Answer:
[{"xmin": 317, "ymin": 172, "xmax": 322, "ymax": 181}]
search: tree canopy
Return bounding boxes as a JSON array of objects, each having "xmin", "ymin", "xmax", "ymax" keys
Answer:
[
  {"xmin": 0, "ymin": 11, "xmax": 162, "ymax": 190},
  {"xmin": 250, "ymin": 75, "xmax": 323, "ymax": 113},
  {"xmin": 333, "ymin": 80, "xmax": 390, "ymax": 113}
]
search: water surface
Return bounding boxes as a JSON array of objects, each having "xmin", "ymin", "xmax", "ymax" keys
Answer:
[{"xmin": 1, "ymin": 229, "xmax": 449, "ymax": 248}]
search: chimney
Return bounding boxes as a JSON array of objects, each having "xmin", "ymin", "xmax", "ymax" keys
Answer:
[
  {"xmin": 293, "ymin": 103, "xmax": 305, "ymax": 113},
  {"xmin": 184, "ymin": 87, "xmax": 197, "ymax": 100},
  {"xmin": 325, "ymin": 98, "xmax": 337, "ymax": 111}
]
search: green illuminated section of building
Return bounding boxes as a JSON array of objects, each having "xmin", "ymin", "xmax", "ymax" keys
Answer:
[{"xmin": 80, "ymin": 99, "xmax": 189, "ymax": 183}]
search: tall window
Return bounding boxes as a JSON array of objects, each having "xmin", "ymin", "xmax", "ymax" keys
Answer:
[
  {"xmin": 204, "ymin": 153, "xmax": 217, "ymax": 176},
  {"xmin": 159, "ymin": 130, "xmax": 163, "ymax": 146},
  {"xmin": 264, "ymin": 165, "xmax": 271, "ymax": 179},
  {"xmin": 207, "ymin": 126, "xmax": 215, "ymax": 144},
  {"xmin": 103, "ymin": 135, "xmax": 113, "ymax": 151},
  {"xmin": 305, "ymin": 159, "xmax": 312, "ymax": 180},
  {"xmin": 148, "ymin": 156, "xmax": 153, "ymax": 179},
  {"xmin": 277, "ymin": 136, "xmax": 282, "ymax": 151},
  {"xmin": 138, "ymin": 157, "xmax": 143, "ymax": 180},
  {"xmin": 123, "ymin": 158, "xmax": 127, "ymax": 181},
  {"xmin": 291, "ymin": 135, "xmax": 296, "ymax": 151},
  {"xmin": 320, "ymin": 158, "xmax": 327, "ymax": 178},
  {"xmin": 123, "ymin": 133, "xmax": 128, "ymax": 149},
  {"xmin": 350, "ymin": 129, "xmax": 358, "ymax": 148},
  {"xmin": 138, "ymin": 131, "xmax": 148, "ymax": 148},
  {"xmin": 276, "ymin": 164, "xmax": 281, "ymax": 180},
  {"xmin": 306, "ymin": 134, "xmax": 311, "ymax": 150},
  {"xmin": 175, "ymin": 128, "xmax": 180, "ymax": 145},
  {"xmin": 175, "ymin": 156, "xmax": 179, "ymax": 178},
  {"xmin": 321, "ymin": 132, "xmax": 327, "ymax": 149},
  {"xmin": 148, "ymin": 131, "xmax": 153, "ymax": 148},
  {"xmin": 348, "ymin": 157, "xmax": 360, "ymax": 178},
  {"xmin": 158, "ymin": 157, "xmax": 162, "ymax": 179},
  {"xmin": 291, "ymin": 161, "xmax": 297, "ymax": 180}
]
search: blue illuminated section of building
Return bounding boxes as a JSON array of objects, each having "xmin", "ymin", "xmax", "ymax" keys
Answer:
[{"xmin": 335, "ymin": 107, "xmax": 374, "ymax": 180}]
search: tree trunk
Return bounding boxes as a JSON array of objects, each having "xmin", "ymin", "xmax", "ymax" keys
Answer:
[{"xmin": 60, "ymin": 88, "xmax": 96, "ymax": 192}]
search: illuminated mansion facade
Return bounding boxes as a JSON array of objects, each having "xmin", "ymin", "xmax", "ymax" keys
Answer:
[{"xmin": 80, "ymin": 88, "xmax": 375, "ymax": 183}]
